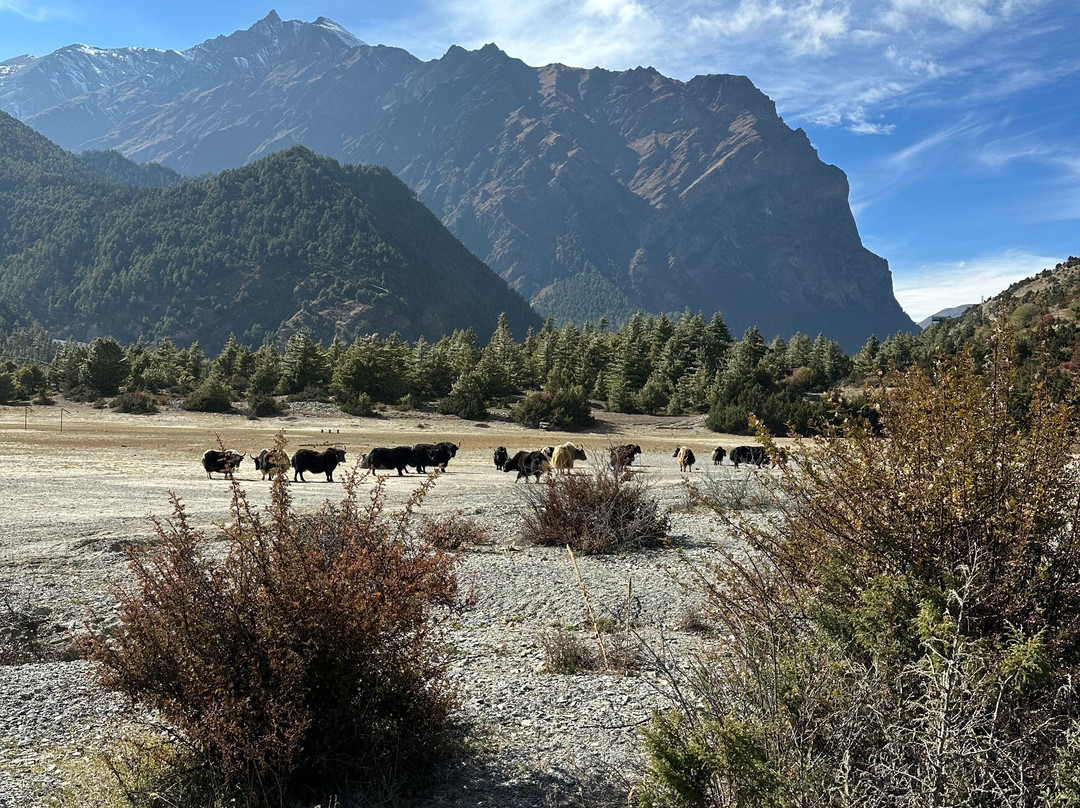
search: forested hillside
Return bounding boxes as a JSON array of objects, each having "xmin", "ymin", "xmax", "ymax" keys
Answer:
[
  {"xmin": 0, "ymin": 111, "xmax": 539, "ymax": 350},
  {"xmin": 845, "ymin": 256, "xmax": 1080, "ymax": 403}
]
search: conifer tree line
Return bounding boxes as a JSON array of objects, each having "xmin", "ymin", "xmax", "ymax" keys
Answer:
[{"xmin": 0, "ymin": 309, "xmax": 930, "ymax": 434}]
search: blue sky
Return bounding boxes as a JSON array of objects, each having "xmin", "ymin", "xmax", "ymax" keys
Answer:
[{"xmin": 1, "ymin": 0, "xmax": 1077, "ymax": 322}]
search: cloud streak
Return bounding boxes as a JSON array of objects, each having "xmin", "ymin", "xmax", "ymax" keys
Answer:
[
  {"xmin": 0, "ymin": 1, "xmax": 69, "ymax": 23},
  {"xmin": 893, "ymin": 250, "xmax": 1062, "ymax": 321}
]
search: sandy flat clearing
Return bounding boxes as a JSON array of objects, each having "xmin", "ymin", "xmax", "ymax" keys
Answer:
[{"xmin": 0, "ymin": 399, "xmax": 762, "ymax": 807}]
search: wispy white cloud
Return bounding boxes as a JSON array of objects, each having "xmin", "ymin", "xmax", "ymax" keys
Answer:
[
  {"xmin": 882, "ymin": 0, "xmax": 998, "ymax": 32},
  {"xmin": 893, "ymin": 250, "xmax": 1061, "ymax": 320},
  {"xmin": 421, "ymin": 0, "xmax": 664, "ymax": 70},
  {"xmin": 883, "ymin": 45, "xmax": 945, "ymax": 78},
  {"xmin": 0, "ymin": 1, "xmax": 68, "ymax": 22},
  {"xmin": 845, "ymin": 116, "xmax": 990, "ymax": 214},
  {"xmin": 976, "ymin": 130, "xmax": 1080, "ymax": 174},
  {"xmin": 849, "ymin": 119, "xmax": 896, "ymax": 135},
  {"xmin": 886, "ymin": 117, "xmax": 989, "ymax": 171},
  {"xmin": 690, "ymin": 0, "xmax": 851, "ymax": 55}
]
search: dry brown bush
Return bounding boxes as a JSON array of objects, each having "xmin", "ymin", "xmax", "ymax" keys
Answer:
[
  {"xmin": 88, "ymin": 435, "xmax": 462, "ymax": 805},
  {"xmin": 641, "ymin": 329, "xmax": 1080, "ymax": 807},
  {"xmin": 521, "ymin": 458, "xmax": 669, "ymax": 554}
]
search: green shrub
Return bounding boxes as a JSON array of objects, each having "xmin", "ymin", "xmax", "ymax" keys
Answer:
[
  {"xmin": 642, "ymin": 332, "xmax": 1080, "ymax": 806},
  {"xmin": 522, "ymin": 458, "xmax": 669, "ymax": 554},
  {"xmin": 338, "ymin": 391, "xmax": 375, "ymax": 417},
  {"xmin": 548, "ymin": 384, "xmax": 593, "ymax": 429},
  {"xmin": 65, "ymin": 383, "xmax": 98, "ymax": 403},
  {"xmin": 0, "ymin": 370, "xmax": 17, "ymax": 404},
  {"xmin": 704, "ymin": 401, "xmax": 751, "ymax": 434},
  {"xmin": 89, "ymin": 452, "xmax": 460, "ymax": 804},
  {"xmin": 395, "ymin": 392, "xmax": 424, "ymax": 411},
  {"xmin": 181, "ymin": 373, "xmax": 233, "ymax": 412},
  {"xmin": 511, "ymin": 386, "xmax": 593, "ymax": 430},
  {"xmin": 109, "ymin": 390, "xmax": 159, "ymax": 414},
  {"xmin": 437, "ymin": 370, "xmax": 487, "ymax": 420},
  {"xmin": 635, "ymin": 376, "xmax": 670, "ymax": 415},
  {"xmin": 245, "ymin": 391, "xmax": 282, "ymax": 418},
  {"xmin": 511, "ymin": 390, "xmax": 553, "ymax": 427},
  {"xmin": 286, "ymin": 384, "xmax": 331, "ymax": 403}
]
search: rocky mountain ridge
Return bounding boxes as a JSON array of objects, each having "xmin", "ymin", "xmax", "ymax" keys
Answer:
[
  {"xmin": 918, "ymin": 305, "xmax": 974, "ymax": 330},
  {"xmin": 0, "ymin": 11, "xmax": 917, "ymax": 350}
]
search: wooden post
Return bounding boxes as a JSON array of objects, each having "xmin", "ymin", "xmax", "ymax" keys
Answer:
[
  {"xmin": 567, "ymin": 545, "xmax": 609, "ymax": 670},
  {"xmin": 59, "ymin": 407, "xmax": 70, "ymax": 433}
]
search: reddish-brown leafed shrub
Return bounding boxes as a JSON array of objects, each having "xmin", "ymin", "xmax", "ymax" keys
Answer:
[
  {"xmin": 89, "ymin": 445, "xmax": 459, "ymax": 803},
  {"xmin": 522, "ymin": 458, "xmax": 670, "ymax": 554}
]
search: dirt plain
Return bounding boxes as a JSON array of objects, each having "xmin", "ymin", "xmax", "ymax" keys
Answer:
[{"xmin": 0, "ymin": 398, "xmax": 756, "ymax": 806}]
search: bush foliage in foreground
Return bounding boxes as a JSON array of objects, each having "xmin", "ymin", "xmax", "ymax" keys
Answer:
[
  {"xmin": 641, "ymin": 329, "xmax": 1080, "ymax": 807},
  {"xmin": 89, "ymin": 445, "xmax": 462, "ymax": 805},
  {"xmin": 522, "ymin": 457, "xmax": 669, "ymax": 554}
]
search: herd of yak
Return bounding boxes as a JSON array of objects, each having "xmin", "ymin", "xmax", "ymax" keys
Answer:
[{"xmin": 200, "ymin": 441, "xmax": 772, "ymax": 482}]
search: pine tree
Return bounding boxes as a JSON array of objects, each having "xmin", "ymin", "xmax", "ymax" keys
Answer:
[
  {"xmin": 852, "ymin": 334, "xmax": 882, "ymax": 380},
  {"xmin": 0, "ymin": 370, "xmax": 16, "ymax": 404},
  {"xmin": 759, "ymin": 335, "xmax": 790, "ymax": 384},
  {"xmin": 325, "ymin": 336, "xmax": 346, "ymax": 375},
  {"xmin": 279, "ymin": 330, "xmax": 329, "ymax": 395},
  {"xmin": 702, "ymin": 311, "xmax": 734, "ymax": 375},
  {"xmin": 606, "ymin": 312, "xmax": 651, "ymax": 413},
  {"xmin": 180, "ymin": 341, "xmax": 206, "ymax": 384},
  {"xmin": 214, "ymin": 333, "xmax": 246, "ymax": 392},
  {"xmin": 81, "ymin": 337, "xmax": 127, "ymax": 397},
  {"xmin": 785, "ymin": 332, "xmax": 813, "ymax": 371},
  {"xmin": 476, "ymin": 313, "xmax": 526, "ymax": 399},
  {"xmin": 124, "ymin": 343, "xmax": 152, "ymax": 391},
  {"xmin": 330, "ymin": 334, "xmax": 414, "ymax": 405},
  {"xmin": 446, "ymin": 328, "xmax": 481, "ymax": 376},
  {"xmin": 529, "ymin": 318, "xmax": 559, "ymax": 384},
  {"xmin": 437, "ymin": 369, "xmax": 488, "ymax": 420},
  {"xmin": 147, "ymin": 338, "xmax": 179, "ymax": 392},
  {"xmin": 421, "ymin": 336, "xmax": 464, "ymax": 400},
  {"xmin": 658, "ymin": 310, "xmax": 707, "ymax": 388},
  {"xmin": 248, "ymin": 345, "xmax": 282, "ymax": 398},
  {"xmin": 879, "ymin": 332, "xmax": 918, "ymax": 371},
  {"xmin": 809, "ymin": 334, "xmax": 851, "ymax": 387},
  {"xmin": 49, "ymin": 343, "xmax": 88, "ymax": 393}
]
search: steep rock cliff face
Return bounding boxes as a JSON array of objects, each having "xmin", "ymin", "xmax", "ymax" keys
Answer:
[{"xmin": 0, "ymin": 12, "xmax": 915, "ymax": 349}]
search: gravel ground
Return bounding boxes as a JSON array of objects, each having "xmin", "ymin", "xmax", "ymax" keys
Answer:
[{"xmin": 0, "ymin": 402, "xmax": 752, "ymax": 807}]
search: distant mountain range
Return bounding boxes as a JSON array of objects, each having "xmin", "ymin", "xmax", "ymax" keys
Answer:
[
  {"xmin": 0, "ymin": 111, "xmax": 539, "ymax": 350},
  {"xmin": 918, "ymin": 305, "xmax": 974, "ymax": 330},
  {"xmin": 0, "ymin": 11, "xmax": 916, "ymax": 350}
]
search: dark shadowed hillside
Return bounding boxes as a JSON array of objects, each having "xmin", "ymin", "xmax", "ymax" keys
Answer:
[{"xmin": 0, "ymin": 111, "xmax": 539, "ymax": 350}]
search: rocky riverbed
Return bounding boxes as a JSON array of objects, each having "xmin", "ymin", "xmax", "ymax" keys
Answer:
[{"xmin": 0, "ymin": 402, "xmax": 753, "ymax": 806}]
